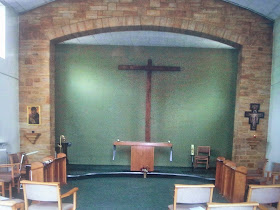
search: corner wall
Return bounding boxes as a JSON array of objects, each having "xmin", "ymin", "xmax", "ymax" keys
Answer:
[
  {"xmin": 0, "ymin": 6, "xmax": 19, "ymax": 155},
  {"xmin": 19, "ymin": 0, "xmax": 273, "ymax": 167},
  {"xmin": 267, "ymin": 17, "xmax": 280, "ymax": 168}
]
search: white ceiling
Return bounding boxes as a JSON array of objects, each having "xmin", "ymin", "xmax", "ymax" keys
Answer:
[
  {"xmin": 0, "ymin": 0, "xmax": 56, "ymax": 14},
  {"xmin": 60, "ymin": 31, "xmax": 234, "ymax": 49},
  {"xmin": 1, "ymin": 0, "xmax": 279, "ymax": 49}
]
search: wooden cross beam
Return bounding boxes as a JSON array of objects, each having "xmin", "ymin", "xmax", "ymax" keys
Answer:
[{"xmin": 118, "ymin": 59, "xmax": 180, "ymax": 142}]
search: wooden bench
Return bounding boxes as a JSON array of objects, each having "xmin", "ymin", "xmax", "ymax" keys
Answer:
[
  {"xmin": 30, "ymin": 153, "xmax": 67, "ymax": 185},
  {"xmin": 215, "ymin": 157, "xmax": 247, "ymax": 202}
]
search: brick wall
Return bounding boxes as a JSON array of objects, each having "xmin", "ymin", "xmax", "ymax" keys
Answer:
[{"xmin": 19, "ymin": 0, "xmax": 273, "ymax": 168}]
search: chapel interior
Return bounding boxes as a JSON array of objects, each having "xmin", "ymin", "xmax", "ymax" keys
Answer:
[{"xmin": 0, "ymin": 0, "xmax": 280, "ymax": 209}]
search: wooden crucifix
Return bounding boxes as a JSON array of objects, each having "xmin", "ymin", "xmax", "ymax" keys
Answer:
[{"xmin": 118, "ymin": 59, "xmax": 180, "ymax": 142}]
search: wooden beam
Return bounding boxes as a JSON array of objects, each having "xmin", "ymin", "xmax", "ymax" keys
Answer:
[{"xmin": 118, "ymin": 59, "xmax": 180, "ymax": 142}]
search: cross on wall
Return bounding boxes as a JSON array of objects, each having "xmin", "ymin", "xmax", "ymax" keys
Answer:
[
  {"xmin": 118, "ymin": 59, "xmax": 181, "ymax": 142},
  {"xmin": 244, "ymin": 103, "xmax": 264, "ymax": 131}
]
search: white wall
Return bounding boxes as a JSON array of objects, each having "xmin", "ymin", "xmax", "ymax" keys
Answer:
[
  {"xmin": 0, "ymin": 5, "xmax": 19, "ymax": 154},
  {"xmin": 267, "ymin": 17, "xmax": 280, "ymax": 169}
]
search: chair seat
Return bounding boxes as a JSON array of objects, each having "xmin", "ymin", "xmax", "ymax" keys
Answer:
[
  {"xmin": 0, "ymin": 199, "xmax": 24, "ymax": 210},
  {"xmin": 247, "ymin": 170, "xmax": 263, "ymax": 179},
  {"xmin": 258, "ymin": 204, "xmax": 277, "ymax": 210},
  {"xmin": 0, "ymin": 176, "xmax": 13, "ymax": 183},
  {"xmin": 168, "ymin": 204, "xmax": 206, "ymax": 210},
  {"xmin": 28, "ymin": 202, "xmax": 73, "ymax": 210},
  {"xmin": 0, "ymin": 172, "xmax": 20, "ymax": 178},
  {"xmin": 0, "ymin": 173, "xmax": 20, "ymax": 183},
  {"xmin": 195, "ymin": 156, "xmax": 208, "ymax": 159},
  {"xmin": 247, "ymin": 174, "xmax": 263, "ymax": 179},
  {"xmin": 247, "ymin": 177, "xmax": 268, "ymax": 185}
]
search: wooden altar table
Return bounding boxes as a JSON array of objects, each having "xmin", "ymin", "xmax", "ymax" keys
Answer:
[{"xmin": 112, "ymin": 141, "xmax": 173, "ymax": 171}]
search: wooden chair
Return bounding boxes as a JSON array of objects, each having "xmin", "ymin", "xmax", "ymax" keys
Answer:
[
  {"xmin": 264, "ymin": 163, "xmax": 280, "ymax": 185},
  {"xmin": 0, "ymin": 200, "xmax": 25, "ymax": 210},
  {"xmin": 21, "ymin": 180, "xmax": 78, "ymax": 210},
  {"xmin": 0, "ymin": 164, "xmax": 21, "ymax": 198},
  {"xmin": 168, "ymin": 184, "xmax": 215, "ymax": 210},
  {"xmin": 247, "ymin": 159, "xmax": 268, "ymax": 184},
  {"xmin": 247, "ymin": 184, "xmax": 280, "ymax": 210},
  {"xmin": 8, "ymin": 153, "xmax": 28, "ymax": 180},
  {"xmin": 194, "ymin": 146, "xmax": 211, "ymax": 169},
  {"xmin": 206, "ymin": 202, "xmax": 259, "ymax": 210}
]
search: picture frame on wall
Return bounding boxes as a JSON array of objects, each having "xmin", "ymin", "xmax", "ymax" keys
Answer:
[{"xmin": 27, "ymin": 105, "xmax": 41, "ymax": 125}]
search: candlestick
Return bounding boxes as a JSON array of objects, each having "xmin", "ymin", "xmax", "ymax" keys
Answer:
[{"xmin": 191, "ymin": 144, "xmax": 194, "ymax": 155}]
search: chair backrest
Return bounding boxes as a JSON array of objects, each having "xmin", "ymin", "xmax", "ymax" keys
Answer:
[
  {"xmin": 256, "ymin": 159, "xmax": 268, "ymax": 176},
  {"xmin": 207, "ymin": 202, "xmax": 258, "ymax": 210},
  {"xmin": 272, "ymin": 163, "xmax": 280, "ymax": 173},
  {"xmin": 21, "ymin": 180, "xmax": 61, "ymax": 202},
  {"xmin": 174, "ymin": 184, "xmax": 214, "ymax": 206},
  {"xmin": 197, "ymin": 146, "xmax": 210, "ymax": 156},
  {"xmin": 9, "ymin": 153, "xmax": 28, "ymax": 173},
  {"xmin": 9, "ymin": 154, "xmax": 20, "ymax": 164},
  {"xmin": 247, "ymin": 184, "xmax": 280, "ymax": 206}
]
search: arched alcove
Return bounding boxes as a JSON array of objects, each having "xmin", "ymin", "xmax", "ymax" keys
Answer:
[{"xmin": 53, "ymin": 28, "xmax": 239, "ymax": 166}]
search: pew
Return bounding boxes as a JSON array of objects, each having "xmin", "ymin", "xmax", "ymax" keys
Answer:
[
  {"xmin": 221, "ymin": 160, "xmax": 236, "ymax": 200},
  {"xmin": 215, "ymin": 157, "xmax": 225, "ymax": 192},
  {"xmin": 231, "ymin": 166, "xmax": 247, "ymax": 202},
  {"xmin": 215, "ymin": 157, "xmax": 247, "ymax": 203},
  {"xmin": 42, "ymin": 155, "xmax": 55, "ymax": 182},
  {"xmin": 30, "ymin": 153, "xmax": 67, "ymax": 185}
]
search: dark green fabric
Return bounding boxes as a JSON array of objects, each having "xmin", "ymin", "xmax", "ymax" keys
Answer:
[{"xmin": 55, "ymin": 45, "xmax": 238, "ymax": 167}]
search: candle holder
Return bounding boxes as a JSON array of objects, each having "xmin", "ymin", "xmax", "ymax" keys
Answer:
[
  {"xmin": 141, "ymin": 167, "xmax": 149, "ymax": 178},
  {"xmin": 191, "ymin": 144, "xmax": 194, "ymax": 156}
]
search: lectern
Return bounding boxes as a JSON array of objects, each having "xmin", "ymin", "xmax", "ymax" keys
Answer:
[{"xmin": 113, "ymin": 141, "xmax": 173, "ymax": 171}]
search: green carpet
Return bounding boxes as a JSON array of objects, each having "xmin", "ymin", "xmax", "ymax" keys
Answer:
[
  {"xmin": 11, "ymin": 166, "xmax": 228, "ymax": 209},
  {"xmin": 61, "ymin": 166, "xmax": 228, "ymax": 210}
]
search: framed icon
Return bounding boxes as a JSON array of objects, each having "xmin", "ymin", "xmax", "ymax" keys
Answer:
[{"xmin": 27, "ymin": 105, "xmax": 41, "ymax": 125}]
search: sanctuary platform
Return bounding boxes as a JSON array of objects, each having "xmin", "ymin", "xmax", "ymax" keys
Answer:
[{"xmin": 67, "ymin": 165, "xmax": 216, "ymax": 181}]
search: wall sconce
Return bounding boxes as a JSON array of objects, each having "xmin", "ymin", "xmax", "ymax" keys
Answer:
[
  {"xmin": 246, "ymin": 135, "xmax": 261, "ymax": 149},
  {"xmin": 25, "ymin": 132, "xmax": 41, "ymax": 144}
]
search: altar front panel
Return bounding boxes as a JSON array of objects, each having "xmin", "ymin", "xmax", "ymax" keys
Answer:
[{"xmin": 131, "ymin": 146, "xmax": 154, "ymax": 171}]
